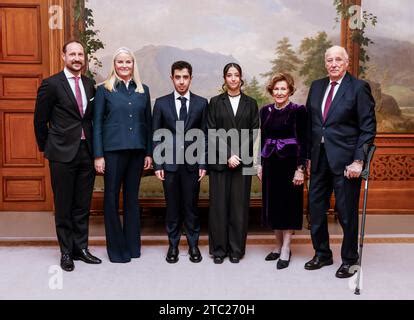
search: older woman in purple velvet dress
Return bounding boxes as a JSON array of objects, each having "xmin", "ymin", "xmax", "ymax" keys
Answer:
[{"xmin": 257, "ymin": 72, "xmax": 307, "ymax": 269}]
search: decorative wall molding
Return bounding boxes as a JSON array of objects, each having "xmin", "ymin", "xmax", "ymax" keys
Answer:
[{"xmin": 372, "ymin": 155, "xmax": 414, "ymax": 181}]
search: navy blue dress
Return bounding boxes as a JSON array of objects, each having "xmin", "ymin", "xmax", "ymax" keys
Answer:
[{"xmin": 260, "ymin": 102, "xmax": 307, "ymax": 230}]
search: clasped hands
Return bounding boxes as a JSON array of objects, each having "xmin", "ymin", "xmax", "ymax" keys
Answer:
[
  {"xmin": 94, "ymin": 156, "xmax": 153, "ymax": 174},
  {"xmin": 228, "ymin": 155, "xmax": 241, "ymax": 169},
  {"xmin": 344, "ymin": 160, "xmax": 363, "ymax": 179}
]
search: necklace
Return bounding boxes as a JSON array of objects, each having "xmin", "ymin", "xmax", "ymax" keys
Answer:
[
  {"xmin": 274, "ymin": 100, "xmax": 290, "ymax": 110},
  {"xmin": 228, "ymin": 92, "xmax": 241, "ymax": 98}
]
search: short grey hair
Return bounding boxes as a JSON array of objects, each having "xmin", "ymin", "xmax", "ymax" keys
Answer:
[{"xmin": 325, "ymin": 45, "xmax": 349, "ymax": 61}]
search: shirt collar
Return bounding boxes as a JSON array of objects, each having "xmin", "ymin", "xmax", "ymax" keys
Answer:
[
  {"xmin": 64, "ymin": 67, "xmax": 81, "ymax": 80},
  {"xmin": 330, "ymin": 72, "xmax": 346, "ymax": 86},
  {"xmin": 115, "ymin": 78, "xmax": 135, "ymax": 89},
  {"xmin": 174, "ymin": 90, "xmax": 190, "ymax": 102}
]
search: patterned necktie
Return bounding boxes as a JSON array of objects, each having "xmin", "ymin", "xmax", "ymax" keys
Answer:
[
  {"xmin": 178, "ymin": 96, "xmax": 187, "ymax": 121},
  {"xmin": 74, "ymin": 77, "xmax": 85, "ymax": 139},
  {"xmin": 323, "ymin": 81, "xmax": 338, "ymax": 121}
]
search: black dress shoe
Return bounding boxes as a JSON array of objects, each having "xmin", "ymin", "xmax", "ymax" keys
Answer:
[
  {"xmin": 213, "ymin": 256, "xmax": 224, "ymax": 264},
  {"xmin": 60, "ymin": 254, "xmax": 74, "ymax": 272},
  {"xmin": 166, "ymin": 246, "xmax": 179, "ymax": 264},
  {"xmin": 265, "ymin": 252, "xmax": 280, "ymax": 261},
  {"xmin": 73, "ymin": 249, "xmax": 102, "ymax": 264},
  {"xmin": 189, "ymin": 247, "xmax": 202, "ymax": 263},
  {"xmin": 335, "ymin": 263, "xmax": 357, "ymax": 278},
  {"xmin": 229, "ymin": 256, "xmax": 240, "ymax": 263},
  {"xmin": 277, "ymin": 252, "xmax": 291, "ymax": 270},
  {"xmin": 304, "ymin": 256, "xmax": 333, "ymax": 270}
]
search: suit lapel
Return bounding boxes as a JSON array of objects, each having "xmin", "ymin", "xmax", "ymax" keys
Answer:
[
  {"xmin": 59, "ymin": 72, "xmax": 80, "ymax": 117},
  {"xmin": 169, "ymin": 93, "xmax": 178, "ymax": 121},
  {"xmin": 222, "ymin": 94, "xmax": 237, "ymax": 128},
  {"xmin": 185, "ymin": 92, "xmax": 196, "ymax": 129},
  {"xmin": 317, "ymin": 78, "xmax": 330, "ymax": 123},
  {"xmin": 234, "ymin": 93, "xmax": 248, "ymax": 126},
  {"xmin": 325, "ymin": 72, "xmax": 351, "ymax": 122},
  {"xmin": 81, "ymin": 75, "xmax": 93, "ymax": 117}
]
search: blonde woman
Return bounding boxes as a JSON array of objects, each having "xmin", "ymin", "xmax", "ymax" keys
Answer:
[{"xmin": 93, "ymin": 47, "xmax": 152, "ymax": 263}]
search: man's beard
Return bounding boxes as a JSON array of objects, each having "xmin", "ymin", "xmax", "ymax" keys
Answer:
[{"xmin": 66, "ymin": 62, "xmax": 85, "ymax": 73}]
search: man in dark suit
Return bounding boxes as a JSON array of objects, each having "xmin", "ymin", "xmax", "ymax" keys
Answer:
[
  {"xmin": 34, "ymin": 40, "xmax": 101, "ymax": 272},
  {"xmin": 153, "ymin": 61, "xmax": 208, "ymax": 263},
  {"xmin": 304, "ymin": 45, "xmax": 376, "ymax": 278}
]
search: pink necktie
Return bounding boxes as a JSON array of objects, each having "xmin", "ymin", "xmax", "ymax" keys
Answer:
[
  {"xmin": 323, "ymin": 81, "xmax": 338, "ymax": 121},
  {"xmin": 74, "ymin": 77, "xmax": 85, "ymax": 139}
]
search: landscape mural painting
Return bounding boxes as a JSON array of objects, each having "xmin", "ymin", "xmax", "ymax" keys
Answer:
[{"xmin": 87, "ymin": 0, "xmax": 414, "ymax": 133}]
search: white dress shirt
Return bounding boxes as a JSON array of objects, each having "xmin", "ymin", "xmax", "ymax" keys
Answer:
[
  {"xmin": 321, "ymin": 73, "xmax": 345, "ymax": 143},
  {"xmin": 174, "ymin": 90, "xmax": 190, "ymax": 118},
  {"xmin": 228, "ymin": 94, "xmax": 241, "ymax": 116},
  {"xmin": 64, "ymin": 67, "xmax": 87, "ymax": 114},
  {"xmin": 321, "ymin": 74, "xmax": 345, "ymax": 116}
]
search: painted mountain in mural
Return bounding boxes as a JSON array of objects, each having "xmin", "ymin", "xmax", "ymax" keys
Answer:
[
  {"xmin": 366, "ymin": 36, "xmax": 414, "ymax": 112},
  {"xmin": 94, "ymin": 45, "xmax": 239, "ymax": 99}
]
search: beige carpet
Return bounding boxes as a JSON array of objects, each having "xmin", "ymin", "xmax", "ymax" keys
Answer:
[{"xmin": 1, "ymin": 243, "xmax": 413, "ymax": 300}]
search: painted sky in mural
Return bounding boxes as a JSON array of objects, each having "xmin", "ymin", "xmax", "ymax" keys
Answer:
[{"xmin": 88, "ymin": 0, "xmax": 414, "ymax": 132}]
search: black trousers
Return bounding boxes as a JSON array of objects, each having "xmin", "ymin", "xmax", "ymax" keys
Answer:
[
  {"xmin": 163, "ymin": 165, "xmax": 201, "ymax": 248},
  {"xmin": 49, "ymin": 141, "xmax": 95, "ymax": 254},
  {"xmin": 309, "ymin": 145, "xmax": 361, "ymax": 264},
  {"xmin": 103, "ymin": 149, "xmax": 145, "ymax": 263},
  {"xmin": 208, "ymin": 169, "xmax": 252, "ymax": 259}
]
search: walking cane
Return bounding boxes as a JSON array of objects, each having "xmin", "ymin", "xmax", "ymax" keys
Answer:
[{"xmin": 354, "ymin": 144, "xmax": 376, "ymax": 295}]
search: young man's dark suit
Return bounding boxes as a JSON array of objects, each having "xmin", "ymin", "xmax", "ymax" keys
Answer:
[
  {"xmin": 306, "ymin": 71, "xmax": 376, "ymax": 266},
  {"xmin": 152, "ymin": 92, "xmax": 208, "ymax": 257},
  {"xmin": 34, "ymin": 70, "xmax": 97, "ymax": 259}
]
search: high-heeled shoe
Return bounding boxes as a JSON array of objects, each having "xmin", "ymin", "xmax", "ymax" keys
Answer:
[
  {"xmin": 277, "ymin": 252, "xmax": 291, "ymax": 270},
  {"xmin": 265, "ymin": 252, "xmax": 280, "ymax": 261}
]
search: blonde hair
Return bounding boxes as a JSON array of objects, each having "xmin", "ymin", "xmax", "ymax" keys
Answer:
[{"xmin": 103, "ymin": 47, "xmax": 145, "ymax": 93}]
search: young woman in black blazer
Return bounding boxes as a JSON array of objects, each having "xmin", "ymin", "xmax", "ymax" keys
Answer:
[{"xmin": 207, "ymin": 63, "xmax": 259, "ymax": 264}]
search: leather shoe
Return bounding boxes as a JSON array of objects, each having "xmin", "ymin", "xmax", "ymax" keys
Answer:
[
  {"xmin": 335, "ymin": 263, "xmax": 357, "ymax": 278},
  {"xmin": 188, "ymin": 247, "xmax": 202, "ymax": 263},
  {"xmin": 304, "ymin": 256, "xmax": 333, "ymax": 270},
  {"xmin": 73, "ymin": 249, "xmax": 102, "ymax": 264},
  {"xmin": 60, "ymin": 254, "xmax": 74, "ymax": 272},
  {"xmin": 277, "ymin": 252, "xmax": 291, "ymax": 270},
  {"xmin": 265, "ymin": 252, "xmax": 280, "ymax": 261},
  {"xmin": 166, "ymin": 246, "xmax": 179, "ymax": 264},
  {"xmin": 229, "ymin": 256, "xmax": 240, "ymax": 263},
  {"xmin": 213, "ymin": 256, "xmax": 224, "ymax": 264}
]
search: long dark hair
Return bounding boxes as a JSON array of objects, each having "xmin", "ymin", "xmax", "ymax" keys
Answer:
[{"xmin": 222, "ymin": 62, "xmax": 244, "ymax": 92}]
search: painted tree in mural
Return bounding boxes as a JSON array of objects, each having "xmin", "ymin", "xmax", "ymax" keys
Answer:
[
  {"xmin": 75, "ymin": 0, "xmax": 105, "ymax": 78},
  {"xmin": 299, "ymin": 31, "xmax": 332, "ymax": 86},
  {"xmin": 334, "ymin": 0, "xmax": 377, "ymax": 77},
  {"xmin": 243, "ymin": 77, "xmax": 270, "ymax": 107},
  {"xmin": 261, "ymin": 37, "xmax": 301, "ymax": 81}
]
